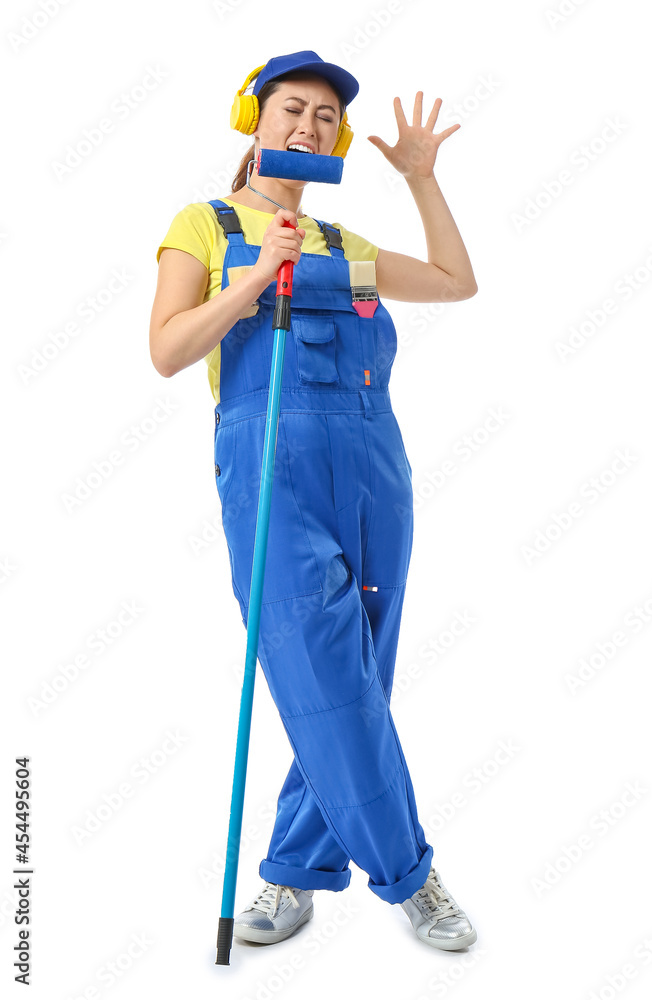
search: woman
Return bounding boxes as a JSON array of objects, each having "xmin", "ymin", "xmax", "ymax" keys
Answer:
[{"xmin": 150, "ymin": 50, "xmax": 478, "ymax": 952}]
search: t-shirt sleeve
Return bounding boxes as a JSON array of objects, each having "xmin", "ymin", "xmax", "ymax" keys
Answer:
[
  {"xmin": 156, "ymin": 202, "xmax": 216, "ymax": 266},
  {"xmin": 332, "ymin": 222, "xmax": 379, "ymax": 263}
]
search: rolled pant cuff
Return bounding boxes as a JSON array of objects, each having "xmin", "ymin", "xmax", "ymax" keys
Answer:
[
  {"xmin": 259, "ymin": 859, "xmax": 351, "ymax": 892},
  {"xmin": 367, "ymin": 844, "xmax": 434, "ymax": 904}
]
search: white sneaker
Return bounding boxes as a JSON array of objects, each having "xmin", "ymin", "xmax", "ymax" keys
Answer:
[
  {"xmin": 400, "ymin": 867, "xmax": 477, "ymax": 950},
  {"xmin": 233, "ymin": 881, "xmax": 314, "ymax": 944}
]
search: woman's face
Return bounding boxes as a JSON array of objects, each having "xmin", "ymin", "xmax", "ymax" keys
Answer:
[{"xmin": 254, "ymin": 76, "xmax": 342, "ymax": 158}]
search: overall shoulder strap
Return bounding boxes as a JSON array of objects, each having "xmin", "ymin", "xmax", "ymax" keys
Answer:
[
  {"xmin": 313, "ymin": 219, "xmax": 345, "ymax": 259},
  {"xmin": 207, "ymin": 200, "xmax": 246, "ymax": 247}
]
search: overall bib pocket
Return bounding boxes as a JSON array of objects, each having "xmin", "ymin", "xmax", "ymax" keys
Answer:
[{"xmin": 291, "ymin": 312, "xmax": 339, "ymax": 384}]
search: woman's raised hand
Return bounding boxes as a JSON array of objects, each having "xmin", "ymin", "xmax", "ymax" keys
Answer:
[
  {"xmin": 253, "ymin": 209, "xmax": 306, "ymax": 283},
  {"xmin": 367, "ymin": 92, "xmax": 461, "ymax": 181}
]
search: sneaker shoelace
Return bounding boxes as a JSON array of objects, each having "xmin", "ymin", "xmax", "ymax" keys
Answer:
[
  {"xmin": 414, "ymin": 869, "xmax": 462, "ymax": 922},
  {"xmin": 249, "ymin": 882, "xmax": 300, "ymax": 919}
]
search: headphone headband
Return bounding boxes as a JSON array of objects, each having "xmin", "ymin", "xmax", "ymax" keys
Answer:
[{"xmin": 237, "ymin": 64, "xmax": 266, "ymax": 99}]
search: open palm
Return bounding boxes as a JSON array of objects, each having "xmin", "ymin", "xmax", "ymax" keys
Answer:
[{"xmin": 367, "ymin": 92, "xmax": 460, "ymax": 179}]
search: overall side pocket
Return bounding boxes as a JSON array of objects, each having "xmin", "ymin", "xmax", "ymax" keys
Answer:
[{"xmin": 214, "ymin": 416, "xmax": 236, "ymax": 511}]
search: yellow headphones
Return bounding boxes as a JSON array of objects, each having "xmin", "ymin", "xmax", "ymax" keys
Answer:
[{"xmin": 230, "ymin": 64, "xmax": 353, "ymax": 158}]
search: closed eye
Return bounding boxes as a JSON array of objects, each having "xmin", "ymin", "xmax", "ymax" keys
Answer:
[{"xmin": 286, "ymin": 109, "xmax": 333, "ymax": 122}]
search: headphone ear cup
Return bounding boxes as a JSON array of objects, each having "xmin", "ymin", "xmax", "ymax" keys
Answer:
[
  {"xmin": 230, "ymin": 93, "xmax": 260, "ymax": 134},
  {"xmin": 331, "ymin": 116, "xmax": 353, "ymax": 159}
]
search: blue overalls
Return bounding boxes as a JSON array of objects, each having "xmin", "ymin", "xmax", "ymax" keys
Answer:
[{"xmin": 209, "ymin": 199, "xmax": 434, "ymax": 905}]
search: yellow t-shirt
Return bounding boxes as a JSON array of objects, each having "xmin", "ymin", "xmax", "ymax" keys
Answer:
[{"xmin": 156, "ymin": 198, "xmax": 379, "ymax": 403}]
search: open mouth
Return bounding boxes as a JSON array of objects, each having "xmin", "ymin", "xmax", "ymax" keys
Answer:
[{"xmin": 287, "ymin": 144, "xmax": 315, "ymax": 154}]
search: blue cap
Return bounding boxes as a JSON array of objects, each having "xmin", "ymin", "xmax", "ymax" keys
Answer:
[{"xmin": 252, "ymin": 50, "xmax": 359, "ymax": 107}]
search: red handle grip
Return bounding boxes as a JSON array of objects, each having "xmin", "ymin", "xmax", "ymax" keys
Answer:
[{"xmin": 276, "ymin": 220, "xmax": 296, "ymax": 298}]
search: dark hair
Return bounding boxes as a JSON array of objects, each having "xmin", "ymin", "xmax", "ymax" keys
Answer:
[{"xmin": 230, "ymin": 70, "xmax": 346, "ymax": 193}]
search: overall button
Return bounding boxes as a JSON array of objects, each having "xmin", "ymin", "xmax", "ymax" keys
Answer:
[
  {"xmin": 215, "ymin": 463, "xmax": 221, "ymax": 476},
  {"xmin": 215, "ymin": 411, "xmax": 220, "ymax": 426}
]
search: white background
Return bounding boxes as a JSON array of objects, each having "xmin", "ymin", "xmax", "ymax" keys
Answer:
[{"xmin": 2, "ymin": 0, "xmax": 651, "ymax": 997}]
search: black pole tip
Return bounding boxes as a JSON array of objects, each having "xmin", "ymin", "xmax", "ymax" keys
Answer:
[{"xmin": 215, "ymin": 917, "xmax": 234, "ymax": 966}]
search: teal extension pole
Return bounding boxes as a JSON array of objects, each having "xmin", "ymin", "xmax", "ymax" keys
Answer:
[
  {"xmin": 215, "ymin": 221, "xmax": 296, "ymax": 967},
  {"xmin": 214, "ymin": 147, "xmax": 343, "ymax": 967}
]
